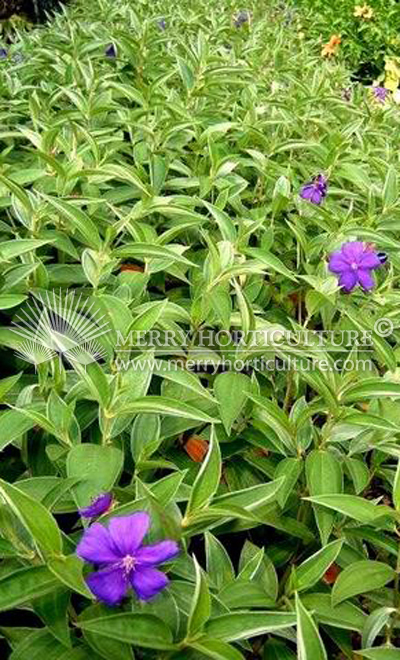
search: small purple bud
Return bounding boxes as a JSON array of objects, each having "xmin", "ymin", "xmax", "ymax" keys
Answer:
[
  {"xmin": 79, "ymin": 492, "xmax": 113, "ymax": 518},
  {"xmin": 234, "ymin": 10, "xmax": 250, "ymax": 27},
  {"xmin": 0, "ymin": 48, "xmax": 8, "ymax": 60},
  {"xmin": 157, "ymin": 18, "xmax": 166, "ymax": 30},
  {"xmin": 372, "ymin": 86, "xmax": 389, "ymax": 103},
  {"xmin": 105, "ymin": 44, "xmax": 117, "ymax": 58},
  {"xmin": 341, "ymin": 87, "xmax": 352, "ymax": 102}
]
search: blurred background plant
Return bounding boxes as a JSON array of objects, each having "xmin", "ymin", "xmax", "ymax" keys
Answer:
[{"xmin": 286, "ymin": 0, "xmax": 400, "ymax": 83}]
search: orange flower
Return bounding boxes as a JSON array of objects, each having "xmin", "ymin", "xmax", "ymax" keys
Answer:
[
  {"xmin": 120, "ymin": 263, "xmax": 144, "ymax": 273},
  {"xmin": 184, "ymin": 436, "xmax": 209, "ymax": 462},
  {"xmin": 322, "ymin": 563, "xmax": 341, "ymax": 585},
  {"xmin": 321, "ymin": 35, "xmax": 341, "ymax": 58}
]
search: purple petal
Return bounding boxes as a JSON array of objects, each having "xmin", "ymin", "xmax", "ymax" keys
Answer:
[
  {"xmin": 309, "ymin": 190, "xmax": 323, "ymax": 205},
  {"xmin": 300, "ymin": 184, "xmax": 314, "ymax": 200},
  {"xmin": 359, "ymin": 251, "xmax": 382, "ymax": 269},
  {"xmin": 136, "ymin": 540, "xmax": 180, "ymax": 566},
  {"xmin": 316, "ymin": 174, "xmax": 327, "ymax": 185},
  {"xmin": 79, "ymin": 493, "xmax": 113, "ymax": 518},
  {"xmin": 339, "ymin": 271, "xmax": 357, "ymax": 292},
  {"xmin": 131, "ymin": 567, "xmax": 169, "ymax": 601},
  {"xmin": 341, "ymin": 241, "xmax": 364, "ymax": 262},
  {"xmin": 108, "ymin": 512, "xmax": 150, "ymax": 556},
  {"xmin": 328, "ymin": 252, "xmax": 350, "ymax": 273},
  {"xmin": 105, "ymin": 44, "xmax": 117, "ymax": 58},
  {"xmin": 76, "ymin": 523, "xmax": 120, "ymax": 564},
  {"xmin": 357, "ymin": 269, "xmax": 375, "ymax": 290},
  {"xmin": 86, "ymin": 566, "xmax": 128, "ymax": 606}
]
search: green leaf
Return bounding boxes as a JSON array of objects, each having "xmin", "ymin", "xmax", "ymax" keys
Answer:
[
  {"xmin": 204, "ymin": 612, "xmax": 297, "ymax": 642},
  {"xmin": 362, "ymin": 607, "xmax": 396, "ymax": 649},
  {"xmin": 356, "ymin": 648, "xmax": 400, "ymax": 660},
  {"xmin": 295, "ymin": 539, "xmax": 343, "ymax": 593},
  {"xmin": 189, "ymin": 638, "xmax": 244, "ymax": 660},
  {"xmin": 72, "ymin": 361, "xmax": 111, "ymax": 409},
  {"xmin": 187, "ymin": 556, "xmax": 211, "ymax": 636},
  {"xmin": 34, "ymin": 589, "xmax": 71, "ymax": 648},
  {"xmin": 118, "ymin": 396, "xmax": 219, "ymax": 424},
  {"xmin": 212, "ymin": 477, "xmax": 284, "ymax": 513},
  {"xmin": 275, "ymin": 457, "xmax": 303, "ymax": 508},
  {"xmin": 78, "ymin": 613, "xmax": 176, "ymax": 650},
  {"xmin": 203, "ymin": 201, "xmax": 236, "ymax": 242},
  {"xmin": 295, "ymin": 593, "xmax": 327, "ymax": 660},
  {"xmin": 43, "ymin": 197, "xmax": 101, "ymax": 250},
  {"xmin": 48, "ymin": 555, "xmax": 93, "ymax": 599},
  {"xmin": 305, "ymin": 450, "xmax": 342, "ymax": 545},
  {"xmin": 214, "ymin": 372, "xmax": 251, "ymax": 433},
  {"xmin": 393, "ymin": 460, "xmax": 400, "ymax": 512},
  {"xmin": 249, "ymin": 393, "xmax": 295, "ymax": 453},
  {"xmin": 0, "ymin": 409, "xmax": 35, "ymax": 450},
  {"xmin": 205, "ymin": 532, "xmax": 235, "ymax": 590},
  {"xmin": 0, "ymin": 479, "xmax": 62, "ymax": 558},
  {"xmin": 186, "ymin": 427, "xmax": 221, "ymax": 515},
  {"xmin": 383, "ymin": 166, "xmax": 398, "ymax": 207},
  {"xmin": 8, "ymin": 629, "xmax": 67, "ymax": 660},
  {"xmin": 245, "ymin": 248, "xmax": 298, "ymax": 281},
  {"xmin": 0, "ymin": 239, "xmax": 52, "ymax": 260},
  {"xmin": 66, "ymin": 444, "xmax": 123, "ymax": 510},
  {"xmin": 0, "ymin": 294, "xmax": 27, "ymax": 309},
  {"xmin": 0, "ymin": 373, "xmax": 21, "ymax": 402},
  {"xmin": 131, "ymin": 413, "xmax": 161, "ymax": 463},
  {"xmin": 0, "ymin": 566, "xmax": 59, "ymax": 611},
  {"xmin": 301, "ymin": 593, "xmax": 366, "ymax": 632},
  {"xmin": 304, "ymin": 494, "xmax": 392, "ymax": 525},
  {"xmin": 341, "ymin": 379, "xmax": 400, "ymax": 403},
  {"xmin": 332, "ymin": 561, "xmax": 395, "ymax": 605},
  {"xmin": 113, "ymin": 243, "xmax": 195, "ymax": 267},
  {"xmin": 152, "ymin": 361, "xmax": 214, "ymax": 401}
]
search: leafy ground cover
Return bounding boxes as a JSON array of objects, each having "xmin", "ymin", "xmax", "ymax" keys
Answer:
[{"xmin": 0, "ymin": 0, "xmax": 400, "ymax": 658}]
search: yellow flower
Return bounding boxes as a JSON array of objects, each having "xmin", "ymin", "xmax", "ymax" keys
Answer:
[
  {"xmin": 384, "ymin": 58, "xmax": 400, "ymax": 92},
  {"xmin": 353, "ymin": 4, "xmax": 374, "ymax": 19},
  {"xmin": 321, "ymin": 35, "xmax": 341, "ymax": 58}
]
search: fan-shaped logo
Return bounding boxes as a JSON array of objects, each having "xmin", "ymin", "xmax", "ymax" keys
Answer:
[{"xmin": 13, "ymin": 290, "xmax": 111, "ymax": 367}]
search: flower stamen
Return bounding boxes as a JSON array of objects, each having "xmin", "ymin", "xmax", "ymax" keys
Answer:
[{"xmin": 121, "ymin": 555, "xmax": 136, "ymax": 574}]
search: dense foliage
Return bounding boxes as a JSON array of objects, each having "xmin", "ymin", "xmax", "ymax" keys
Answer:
[
  {"xmin": 0, "ymin": 0, "xmax": 400, "ymax": 658},
  {"xmin": 287, "ymin": 0, "xmax": 400, "ymax": 82}
]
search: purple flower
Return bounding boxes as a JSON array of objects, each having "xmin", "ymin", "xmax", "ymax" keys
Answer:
[
  {"xmin": 0, "ymin": 48, "xmax": 7, "ymax": 60},
  {"xmin": 76, "ymin": 512, "xmax": 179, "ymax": 606},
  {"xmin": 328, "ymin": 241, "xmax": 383, "ymax": 292},
  {"xmin": 234, "ymin": 10, "xmax": 250, "ymax": 27},
  {"xmin": 373, "ymin": 86, "xmax": 389, "ymax": 103},
  {"xmin": 157, "ymin": 18, "xmax": 166, "ymax": 30},
  {"xmin": 105, "ymin": 44, "xmax": 117, "ymax": 58},
  {"xmin": 341, "ymin": 87, "xmax": 352, "ymax": 102},
  {"xmin": 300, "ymin": 174, "xmax": 328, "ymax": 205},
  {"xmin": 79, "ymin": 493, "xmax": 113, "ymax": 518}
]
